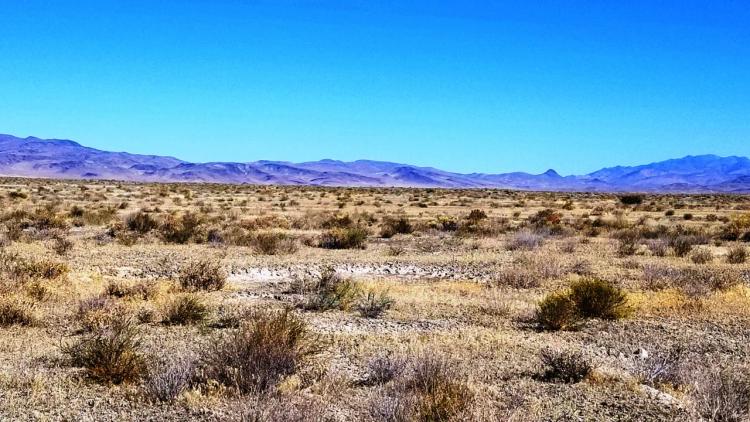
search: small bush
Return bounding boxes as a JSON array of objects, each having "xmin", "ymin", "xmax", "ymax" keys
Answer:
[
  {"xmin": 178, "ymin": 259, "xmax": 226, "ymax": 291},
  {"xmin": 293, "ymin": 267, "xmax": 360, "ymax": 312},
  {"xmin": 690, "ymin": 248, "xmax": 714, "ymax": 264},
  {"xmin": 506, "ymin": 230, "xmax": 545, "ymax": 251},
  {"xmin": 159, "ymin": 212, "xmax": 204, "ymax": 244},
  {"xmin": 63, "ymin": 318, "xmax": 147, "ymax": 384},
  {"xmin": 356, "ymin": 289, "xmax": 394, "ymax": 318},
  {"xmin": 403, "ymin": 355, "xmax": 473, "ymax": 422},
  {"xmin": 144, "ymin": 353, "xmax": 196, "ymax": 403},
  {"xmin": 615, "ymin": 229, "xmax": 641, "ymax": 256},
  {"xmin": 671, "ymin": 235, "xmax": 697, "ymax": 258},
  {"xmin": 539, "ymin": 348, "xmax": 592, "ymax": 383},
  {"xmin": 365, "ymin": 353, "xmax": 407, "ymax": 386},
  {"xmin": 380, "ymin": 216, "xmax": 414, "ymax": 238},
  {"xmin": 163, "ymin": 294, "xmax": 209, "ymax": 325},
  {"xmin": 536, "ymin": 292, "xmax": 580, "ymax": 331},
  {"xmin": 250, "ymin": 232, "xmax": 298, "ymax": 255},
  {"xmin": 690, "ymin": 366, "xmax": 750, "ymax": 422},
  {"xmin": 0, "ymin": 296, "xmax": 36, "ymax": 327},
  {"xmin": 318, "ymin": 227, "xmax": 368, "ymax": 249},
  {"xmin": 568, "ymin": 278, "xmax": 630, "ymax": 320},
  {"xmin": 727, "ymin": 245, "xmax": 747, "ymax": 264},
  {"xmin": 619, "ymin": 194, "xmax": 644, "ymax": 205},
  {"xmin": 202, "ymin": 309, "xmax": 317, "ymax": 394},
  {"xmin": 126, "ymin": 211, "xmax": 158, "ymax": 234}
]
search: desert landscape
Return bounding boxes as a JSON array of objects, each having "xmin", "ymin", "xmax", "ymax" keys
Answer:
[{"xmin": 0, "ymin": 177, "xmax": 748, "ymax": 421}]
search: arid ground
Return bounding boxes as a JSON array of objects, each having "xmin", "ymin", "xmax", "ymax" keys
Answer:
[{"xmin": 0, "ymin": 178, "xmax": 748, "ymax": 421}]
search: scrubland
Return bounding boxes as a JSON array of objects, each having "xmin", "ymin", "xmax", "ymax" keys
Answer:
[{"xmin": 0, "ymin": 178, "xmax": 749, "ymax": 421}]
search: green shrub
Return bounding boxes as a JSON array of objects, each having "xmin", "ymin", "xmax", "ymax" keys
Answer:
[
  {"xmin": 536, "ymin": 292, "xmax": 580, "ymax": 331},
  {"xmin": 569, "ymin": 278, "xmax": 630, "ymax": 320},
  {"xmin": 294, "ymin": 267, "xmax": 361, "ymax": 312},
  {"xmin": 356, "ymin": 290, "xmax": 394, "ymax": 318}
]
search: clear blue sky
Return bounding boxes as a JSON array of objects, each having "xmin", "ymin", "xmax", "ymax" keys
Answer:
[{"xmin": 1, "ymin": 1, "xmax": 748, "ymax": 175}]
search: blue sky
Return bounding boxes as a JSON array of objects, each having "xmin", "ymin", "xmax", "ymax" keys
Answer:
[{"xmin": 1, "ymin": 1, "xmax": 748, "ymax": 175}]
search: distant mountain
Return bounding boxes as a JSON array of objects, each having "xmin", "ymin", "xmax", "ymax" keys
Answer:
[{"xmin": 0, "ymin": 134, "xmax": 748, "ymax": 192}]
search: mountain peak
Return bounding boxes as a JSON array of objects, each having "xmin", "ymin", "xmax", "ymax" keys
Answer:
[{"xmin": 542, "ymin": 169, "xmax": 561, "ymax": 177}]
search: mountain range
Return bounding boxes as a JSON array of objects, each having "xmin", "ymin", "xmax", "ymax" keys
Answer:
[{"xmin": 1, "ymin": 134, "xmax": 749, "ymax": 193}]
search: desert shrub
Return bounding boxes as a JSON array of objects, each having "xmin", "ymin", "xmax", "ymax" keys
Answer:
[
  {"xmin": 678, "ymin": 267, "xmax": 739, "ymax": 297},
  {"xmin": 690, "ymin": 366, "xmax": 750, "ymax": 422},
  {"xmin": 178, "ymin": 259, "xmax": 226, "ymax": 291},
  {"xmin": 506, "ymin": 230, "xmax": 545, "ymax": 251},
  {"xmin": 366, "ymin": 353, "xmax": 407, "ymax": 386},
  {"xmin": 671, "ymin": 235, "xmax": 697, "ymax": 258},
  {"xmin": 536, "ymin": 292, "xmax": 580, "ymax": 331},
  {"xmin": 159, "ymin": 212, "xmax": 204, "ymax": 244},
  {"xmin": 144, "ymin": 353, "xmax": 196, "ymax": 402},
  {"xmin": 250, "ymin": 232, "xmax": 298, "ymax": 255},
  {"xmin": 0, "ymin": 252, "xmax": 69, "ymax": 282},
  {"xmin": 645, "ymin": 238, "xmax": 669, "ymax": 257},
  {"xmin": 632, "ymin": 346, "xmax": 685, "ymax": 387},
  {"xmin": 126, "ymin": 211, "xmax": 158, "ymax": 234},
  {"xmin": 318, "ymin": 227, "xmax": 368, "ymax": 249},
  {"xmin": 619, "ymin": 194, "xmax": 644, "ymax": 205},
  {"xmin": 402, "ymin": 355, "xmax": 473, "ymax": 422},
  {"xmin": 202, "ymin": 309, "xmax": 317, "ymax": 394},
  {"xmin": 356, "ymin": 289, "xmax": 394, "ymax": 318},
  {"xmin": 242, "ymin": 394, "xmax": 329, "ymax": 422},
  {"xmin": 614, "ymin": 229, "xmax": 641, "ymax": 256},
  {"xmin": 293, "ymin": 267, "xmax": 360, "ymax": 311},
  {"xmin": 568, "ymin": 278, "xmax": 630, "ymax": 320},
  {"xmin": 690, "ymin": 248, "xmax": 714, "ymax": 264},
  {"xmin": 467, "ymin": 209, "xmax": 488, "ymax": 222},
  {"xmin": 0, "ymin": 296, "xmax": 36, "ymax": 327},
  {"xmin": 380, "ymin": 216, "xmax": 413, "ymax": 238},
  {"xmin": 727, "ymin": 245, "xmax": 747, "ymax": 264},
  {"xmin": 63, "ymin": 317, "xmax": 147, "ymax": 384},
  {"xmin": 492, "ymin": 267, "xmax": 542, "ymax": 289},
  {"xmin": 50, "ymin": 234, "xmax": 74, "ymax": 256},
  {"xmin": 539, "ymin": 348, "xmax": 592, "ymax": 383},
  {"xmin": 163, "ymin": 294, "xmax": 209, "ymax": 325}
]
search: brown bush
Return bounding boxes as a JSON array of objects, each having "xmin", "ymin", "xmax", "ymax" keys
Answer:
[
  {"xmin": 202, "ymin": 309, "xmax": 317, "ymax": 394},
  {"xmin": 162, "ymin": 294, "xmax": 209, "ymax": 325},
  {"xmin": 178, "ymin": 259, "xmax": 226, "ymax": 292},
  {"xmin": 250, "ymin": 232, "xmax": 299, "ymax": 255},
  {"xmin": 727, "ymin": 245, "xmax": 747, "ymax": 264},
  {"xmin": 292, "ymin": 267, "xmax": 360, "ymax": 312},
  {"xmin": 126, "ymin": 210, "xmax": 158, "ymax": 234},
  {"xmin": 539, "ymin": 348, "xmax": 592, "ymax": 383},
  {"xmin": 143, "ymin": 353, "xmax": 196, "ymax": 403},
  {"xmin": 380, "ymin": 216, "xmax": 414, "ymax": 238},
  {"xmin": 318, "ymin": 227, "xmax": 368, "ymax": 249},
  {"xmin": 402, "ymin": 354, "xmax": 473, "ymax": 422},
  {"xmin": 159, "ymin": 212, "xmax": 204, "ymax": 244},
  {"xmin": 63, "ymin": 317, "xmax": 147, "ymax": 384},
  {"xmin": 0, "ymin": 296, "xmax": 36, "ymax": 327}
]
